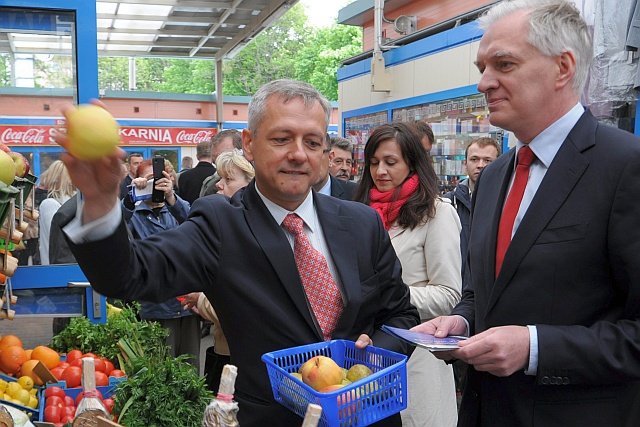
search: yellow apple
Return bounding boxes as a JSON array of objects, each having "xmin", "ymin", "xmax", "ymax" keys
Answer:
[
  {"xmin": 0, "ymin": 150, "xmax": 16, "ymax": 185},
  {"xmin": 346, "ymin": 364, "xmax": 373, "ymax": 383},
  {"xmin": 66, "ymin": 104, "xmax": 120, "ymax": 160},
  {"xmin": 299, "ymin": 356, "xmax": 343, "ymax": 391}
]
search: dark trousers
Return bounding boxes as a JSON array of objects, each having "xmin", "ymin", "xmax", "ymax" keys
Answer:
[{"xmin": 204, "ymin": 346, "xmax": 231, "ymax": 393}]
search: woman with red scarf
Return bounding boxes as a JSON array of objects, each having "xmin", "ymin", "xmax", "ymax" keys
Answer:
[{"xmin": 355, "ymin": 123, "xmax": 461, "ymax": 427}]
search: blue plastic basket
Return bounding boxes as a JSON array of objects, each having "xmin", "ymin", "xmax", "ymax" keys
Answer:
[
  {"xmin": 0, "ymin": 373, "xmax": 41, "ymax": 421},
  {"xmin": 262, "ymin": 340, "xmax": 407, "ymax": 427}
]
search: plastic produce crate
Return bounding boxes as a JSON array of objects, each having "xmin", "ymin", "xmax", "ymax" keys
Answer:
[
  {"xmin": 262, "ymin": 340, "xmax": 407, "ymax": 427},
  {"xmin": 0, "ymin": 373, "xmax": 42, "ymax": 421},
  {"xmin": 38, "ymin": 379, "xmax": 123, "ymax": 422}
]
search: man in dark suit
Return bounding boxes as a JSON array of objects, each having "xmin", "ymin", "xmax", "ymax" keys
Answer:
[
  {"xmin": 176, "ymin": 138, "xmax": 216, "ymax": 204},
  {"xmin": 414, "ymin": 1, "xmax": 640, "ymax": 426},
  {"xmin": 56, "ymin": 79, "xmax": 419, "ymax": 427},
  {"xmin": 313, "ymin": 135, "xmax": 357, "ymax": 200}
]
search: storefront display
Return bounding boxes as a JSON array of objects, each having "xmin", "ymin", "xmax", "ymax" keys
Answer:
[
  {"xmin": 393, "ymin": 93, "xmax": 503, "ymax": 192},
  {"xmin": 344, "ymin": 111, "xmax": 388, "ymax": 180}
]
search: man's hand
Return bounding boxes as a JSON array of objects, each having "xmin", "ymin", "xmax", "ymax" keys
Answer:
[
  {"xmin": 454, "ymin": 325, "xmax": 530, "ymax": 377},
  {"xmin": 411, "ymin": 315, "xmax": 468, "ymax": 338},
  {"xmin": 411, "ymin": 315, "xmax": 468, "ymax": 361},
  {"xmin": 355, "ymin": 334, "xmax": 373, "ymax": 349},
  {"xmin": 54, "ymin": 101, "xmax": 125, "ymax": 224}
]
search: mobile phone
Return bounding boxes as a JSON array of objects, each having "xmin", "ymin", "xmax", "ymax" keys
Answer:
[{"xmin": 152, "ymin": 156, "xmax": 165, "ymax": 203}]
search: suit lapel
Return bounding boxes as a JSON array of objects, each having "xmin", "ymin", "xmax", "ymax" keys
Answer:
[
  {"xmin": 486, "ymin": 114, "xmax": 595, "ymax": 314},
  {"xmin": 242, "ymin": 183, "xmax": 321, "ymax": 339},
  {"xmin": 330, "ymin": 177, "xmax": 344, "ymax": 199},
  {"xmin": 475, "ymin": 150, "xmax": 515, "ymax": 302},
  {"xmin": 314, "ymin": 193, "xmax": 361, "ymax": 337}
]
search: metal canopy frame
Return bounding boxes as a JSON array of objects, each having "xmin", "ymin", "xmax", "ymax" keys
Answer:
[{"xmin": 1, "ymin": 0, "xmax": 297, "ymax": 60}]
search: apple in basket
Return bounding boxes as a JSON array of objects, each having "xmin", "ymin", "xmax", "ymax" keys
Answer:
[{"xmin": 299, "ymin": 356, "xmax": 343, "ymax": 392}]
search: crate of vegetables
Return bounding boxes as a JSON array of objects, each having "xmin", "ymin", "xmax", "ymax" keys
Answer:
[
  {"xmin": 39, "ymin": 384, "xmax": 116, "ymax": 425},
  {"xmin": 262, "ymin": 339, "xmax": 408, "ymax": 427},
  {"xmin": 0, "ymin": 373, "xmax": 41, "ymax": 421}
]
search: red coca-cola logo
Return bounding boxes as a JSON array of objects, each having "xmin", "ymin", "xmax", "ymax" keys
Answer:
[
  {"xmin": 1, "ymin": 127, "xmax": 46, "ymax": 144},
  {"xmin": 176, "ymin": 130, "xmax": 213, "ymax": 144}
]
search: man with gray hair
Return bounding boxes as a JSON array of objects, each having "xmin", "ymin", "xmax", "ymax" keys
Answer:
[
  {"xmin": 414, "ymin": 1, "xmax": 640, "ymax": 426},
  {"xmin": 55, "ymin": 79, "xmax": 419, "ymax": 427},
  {"xmin": 328, "ymin": 136, "xmax": 354, "ymax": 181},
  {"xmin": 176, "ymin": 138, "xmax": 215, "ymax": 204},
  {"xmin": 199, "ymin": 129, "xmax": 243, "ymax": 197}
]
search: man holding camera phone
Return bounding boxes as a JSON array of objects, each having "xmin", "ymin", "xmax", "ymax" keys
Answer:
[{"xmin": 122, "ymin": 158, "xmax": 200, "ymax": 368}]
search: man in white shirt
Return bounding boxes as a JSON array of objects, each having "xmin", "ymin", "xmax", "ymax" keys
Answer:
[
  {"xmin": 56, "ymin": 79, "xmax": 418, "ymax": 427},
  {"xmin": 414, "ymin": 1, "xmax": 640, "ymax": 426}
]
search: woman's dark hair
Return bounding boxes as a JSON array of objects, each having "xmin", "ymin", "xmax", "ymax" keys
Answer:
[{"xmin": 354, "ymin": 122, "xmax": 439, "ymax": 229}]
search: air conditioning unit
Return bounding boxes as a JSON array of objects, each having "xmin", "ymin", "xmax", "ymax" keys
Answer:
[{"xmin": 394, "ymin": 15, "xmax": 417, "ymax": 35}]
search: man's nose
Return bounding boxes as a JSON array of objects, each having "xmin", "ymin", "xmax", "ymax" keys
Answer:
[
  {"xmin": 287, "ymin": 139, "xmax": 307, "ymax": 161},
  {"xmin": 477, "ymin": 69, "xmax": 497, "ymax": 93}
]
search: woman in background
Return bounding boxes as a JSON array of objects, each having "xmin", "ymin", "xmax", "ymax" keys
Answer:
[
  {"xmin": 355, "ymin": 123, "xmax": 461, "ymax": 427},
  {"xmin": 184, "ymin": 149, "xmax": 254, "ymax": 391},
  {"xmin": 38, "ymin": 160, "xmax": 76, "ymax": 265}
]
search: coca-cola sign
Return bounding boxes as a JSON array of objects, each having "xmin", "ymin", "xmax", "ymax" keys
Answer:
[{"xmin": 0, "ymin": 125, "xmax": 217, "ymax": 146}]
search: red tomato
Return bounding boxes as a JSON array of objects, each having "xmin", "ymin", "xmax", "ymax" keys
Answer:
[
  {"xmin": 61, "ymin": 366, "xmax": 82, "ymax": 388},
  {"xmin": 62, "ymin": 406, "xmax": 76, "ymax": 418},
  {"xmin": 63, "ymin": 395, "xmax": 75, "ymax": 407},
  {"xmin": 44, "ymin": 405, "xmax": 61, "ymax": 423},
  {"xmin": 44, "ymin": 386, "xmax": 66, "ymax": 399},
  {"xmin": 50, "ymin": 367, "xmax": 65, "ymax": 381},
  {"xmin": 65, "ymin": 349, "xmax": 83, "ymax": 364},
  {"xmin": 60, "ymin": 414, "xmax": 75, "ymax": 424},
  {"xmin": 95, "ymin": 371, "xmax": 109, "ymax": 386},
  {"xmin": 93, "ymin": 358, "xmax": 106, "ymax": 373},
  {"xmin": 75, "ymin": 390, "xmax": 104, "ymax": 406},
  {"xmin": 46, "ymin": 396, "xmax": 64, "ymax": 408},
  {"xmin": 103, "ymin": 360, "xmax": 115, "ymax": 376},
  {"xmin": 70, "ymin": 358, "xmax": 83, "ymax": 368},
  {"xmin": 57, "ymin": 362, "xmax": 70, "ymax": 369},
  {"xmin": 82, "ymin": 352, "xmax": 98, "ymax": 359},
  {"xmin": 102, "ymin": 397, "xmax": 115, "ymax": 413},
  {"xmin": 109, "ymin": 369, "xmax": 126, "ymax": 378}
]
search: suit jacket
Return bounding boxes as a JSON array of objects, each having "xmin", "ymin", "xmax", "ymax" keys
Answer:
[
  {"xmin": 330, "ymin": 176, "xmax": 357, "ymax": 200},
  {"xmin": 176, "ymin": 161, "xmax": 215, "ymax": 204},
  {"xmin": 67, "ymin": 182, "xmax": 419, "ymax": 426},
  {"xmin": 452, "ymin": 111, "xmax": 640, "ymax": 427}
]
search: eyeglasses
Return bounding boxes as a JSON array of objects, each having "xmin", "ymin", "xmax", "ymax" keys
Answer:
[{"xmin": 332, "ymin": 158, "xmax": 353, "ymax": 166}]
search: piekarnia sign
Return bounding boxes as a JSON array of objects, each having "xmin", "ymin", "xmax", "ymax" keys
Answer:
[{"xmin": 0, "ymin": 125, "xmax": 217, "ymax": 146}]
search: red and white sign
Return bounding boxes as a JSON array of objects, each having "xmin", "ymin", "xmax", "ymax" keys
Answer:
[{"xmin": 0, "ymin": 125, "xmax": 217, "ymax": 146}]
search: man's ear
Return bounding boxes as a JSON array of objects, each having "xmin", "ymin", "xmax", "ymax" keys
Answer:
[
  {"xmin": 242, "ymin": 129, "xmax": 254, "ymax": 161},
  {"xmin": 556, "ymin": 51, "xmax": 576, "ymax": 91}
]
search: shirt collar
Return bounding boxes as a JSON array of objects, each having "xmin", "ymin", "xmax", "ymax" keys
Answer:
[
  {"xmin": 255, "ymin": 184, "xmax": 316, "ymax": 231},
  {"xmin": 517, "ymin": 103, "xmax": 584, "ymax": 167},
  {"xmin": 318, "ymin": 176, "xmax": 332, "ymax": 196}
]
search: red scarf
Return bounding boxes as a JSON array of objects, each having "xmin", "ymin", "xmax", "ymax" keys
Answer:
[{"xmin": 369, "ymin": 174, "xmax": 419, "ymax": 230}]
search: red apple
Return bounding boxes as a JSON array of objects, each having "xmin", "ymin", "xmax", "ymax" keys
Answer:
[
  {"xmin": 0, "ymin": 150, "xmax": 16, "ymax": 185},
  {"xmin": 299, "ymin": 356, "xmax": 343, "ymax": 391},
  {"xmin": 8, "ymin": 151, "xmax": 30, "ymax": 177}
]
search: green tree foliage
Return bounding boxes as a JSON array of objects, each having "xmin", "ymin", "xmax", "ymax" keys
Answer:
[
  {"xmin": 222, "ymin": 4, "xmax": 362, "ymax": 100},
  {"xmin": 0, "ymin": 54, "xmax": 9, "ymax": 87},
  {"xmin": 99, "ymin": 57, "xmax": 129, "ymax": 90},
  {"xmin": 293, "ymin": 24, "xmax": 362, "ymax": 100}
]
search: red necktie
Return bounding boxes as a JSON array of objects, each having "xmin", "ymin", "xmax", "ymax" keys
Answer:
[
  {"xmin": 281, "ymin": 213, "xmax": 343, "ymax": 340},
  {"xmin": 495, "ymin": 146, "xmax": 535, "ymax": 277}
]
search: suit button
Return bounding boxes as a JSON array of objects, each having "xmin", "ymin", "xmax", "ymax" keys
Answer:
[
  {"xmin": 541, "ymin": 376, "xmax": 550, "ymax": 385},
  {"xmin": 562, "ymin": 377, "xmax": 570, "ymax": 385}
]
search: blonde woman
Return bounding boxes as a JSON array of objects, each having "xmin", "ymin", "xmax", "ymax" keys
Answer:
[
  {"xmin": 214, "ymin": 149, "xmax": 255, "ymax": 197},
  {"xmin": 38, "ymin": 160, "xmax": 76, "ymax": 265},
  {"xmin": 183, "ymin": 149, "xmax": 254, "ymax": 391}
]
